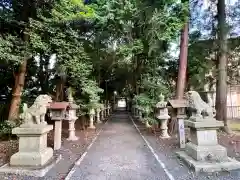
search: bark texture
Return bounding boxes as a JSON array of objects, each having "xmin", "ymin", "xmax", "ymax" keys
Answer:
[{"xmin": 216, "ymin": 0, "xmax": 230, "ymax": 133}]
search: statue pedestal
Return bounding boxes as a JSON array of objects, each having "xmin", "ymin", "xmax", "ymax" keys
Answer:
[
  {"xmin": 10, "ymin": 125, "xmax": 53, "ymax": 167},
  {"xmin": 176, "ymin": 117, "xmax": 240, "ymax": 173}
]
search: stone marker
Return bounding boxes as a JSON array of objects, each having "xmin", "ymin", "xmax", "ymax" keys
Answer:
[
  {"xmin": 177, "ymin": 115, "xmax": 186, "ymax": 148},
  {"xmin": 176, "ymin": 91, "xmax": 240, "ymax": 173},
  {"xmin": 155, "ymin": 94, "xmax": 170, "ymax": 138}
]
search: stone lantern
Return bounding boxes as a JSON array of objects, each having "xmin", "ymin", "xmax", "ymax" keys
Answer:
[
  {"xmin": 65, "ymin": 103, "xmax": 79, "ymax": 141},
  {"xmin": 100, "ymin": 104, "xmax": 105, "ymax": 121},
  {"xmin": 138, "ymin": 109, "xmax": 143, "ymax": 121},
  {"xmin": 96, "ymin": 107, "xmax": 101, "ymax": 123},
  {"xmin": 48, "ymin": 102, "xmax": 69, "ymax": 150},
  {"xmin": 104, "ymin": 103, "xmax": 107, "ymax": 117},
  {"xmin": 136, "ymin": 107, "xmax": 141, "ymax": 119},
  {"xmin": 132, "ymin": 105, "xmax": 137, "ymax": 118},
  {"xmin": 107, "ymin": 103, "xmax": 111, "ymax": 116},
  {"xmin": 89, "ymin": 108, "xmax": 96, "ymax": 129},
  {"xmin": 155, "ymin": 94, "xmax": 170, "ymax": 138}
]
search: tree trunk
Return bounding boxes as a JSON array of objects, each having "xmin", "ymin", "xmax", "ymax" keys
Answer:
[
  {"xmin": 176, "ymin": 23, "xmax": 189, "ymax": 99},
  {"xmin": 55, "ymin": 78, "xmax": 65, "ymax": 101},
  {"xmin": 8, "ymin": 59, "xmax": 27, "ymax": 121},
  {"xmin": 8, "ymin": 0, "xmax": 33, "ymax": 121},
  {"xmin": 169, "ymin": 20, "xmax": 189, "ymax": 135},
  {"xmin": 216, "ymin": 0, "xmax": 230, "ymax": 133}
]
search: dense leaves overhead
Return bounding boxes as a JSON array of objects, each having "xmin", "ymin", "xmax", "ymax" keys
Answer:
[{"xmin": 2, "ymin": 0, "xmax": 240, "ymax": 123}]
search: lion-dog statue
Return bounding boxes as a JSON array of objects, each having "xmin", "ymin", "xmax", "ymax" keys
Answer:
[
  {"xmin": 20, "ymin": 95, "xmax": 52, "ymax": 125},
  {"xmin": 186, "ymin": 91, "xmax": 216, "ymax": 118}
]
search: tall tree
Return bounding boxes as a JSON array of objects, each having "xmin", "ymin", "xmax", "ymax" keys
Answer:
[
  {"xmin": 216, "ymin": 0, "xmax": 230, "ymax": 133},
  {"xmin": 176, "ymin": 22, "xmax": 189, "ymax": 99},
  {"xmin": 7, "ymin": 0, "xmax": 34, "ymax": 120},
  {"xmin": 176, "ymin": 0, "xmax": 189, "ymax": 99}
]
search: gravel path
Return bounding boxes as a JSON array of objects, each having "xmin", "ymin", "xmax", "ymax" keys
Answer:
[{"xmin": 68, "ymin": 111, "xmax": 171, "ymax": 180}]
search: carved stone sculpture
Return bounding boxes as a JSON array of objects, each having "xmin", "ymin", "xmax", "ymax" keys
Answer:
[
  {"xmin": 20, "ymin": 95, "xmax": 52, "ymax": 125},
  {"xmin": 186, "ymin": 91, "xmax": 215, "ymax": 118},
  {"xmin": 176, "ymin": 91, "xmax": 240, "ymax": 173}
]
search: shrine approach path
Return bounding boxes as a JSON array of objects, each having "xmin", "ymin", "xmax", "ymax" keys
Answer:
[{"xmin": 66, "ymin": 109, "xmax": 172, "ymax": 180}]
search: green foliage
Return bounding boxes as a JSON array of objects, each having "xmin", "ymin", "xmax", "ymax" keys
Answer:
[
  {"xmin": 0, "ymin": 0, "xmax": 190, "ymax": 121},
  {"xmin": 0, "ymin": 120, "xmax": 21, "ymax": 139},
  {"xmin": 52, "ymin": 0, "xmax": 95, "ymax": 21},
  {"xmin": 28, "ymin": 0, "xmax": 104, "ymax": 110},
  {"xmin": 133, "ymin": 74, "xmax": 170, "ymax": 125}
]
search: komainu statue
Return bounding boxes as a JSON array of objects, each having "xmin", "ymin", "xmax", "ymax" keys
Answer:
[
  {"xmin": 20, "ymin": 95, "xmax": 52, "ymax": 125},
  {"xmin": 186, "ymin": 91, "xmax": 215, "ymax": 118}
]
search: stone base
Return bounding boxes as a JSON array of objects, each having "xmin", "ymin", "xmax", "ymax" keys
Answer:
[
  {"xmin": 0, "ymin": 154, "xmax": 61, "ymax": 177},
  {"xmin": 10, "ymin": 125, "xmax": 53, "ymax": 167},
  {"xmin": 176, "ymin": 151, "xmax": 240, "ymax": 173},
  {"xmin": 185, "ymin": 142, "xmax": 228, "ymax": 162},
  {"xmin": 186, "ymin": 118, "xmax": 223, "ymax": 129},
  {"xmin": 10, "ymin": 148, "xmax": 53, "ymax": 166}
]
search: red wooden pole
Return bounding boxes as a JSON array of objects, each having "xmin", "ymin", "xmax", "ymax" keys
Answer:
[{"xmin": 176, "ymin": 23, "xmax": 189, "ymax": 99}]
